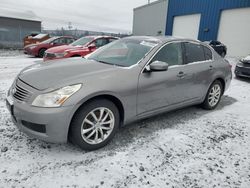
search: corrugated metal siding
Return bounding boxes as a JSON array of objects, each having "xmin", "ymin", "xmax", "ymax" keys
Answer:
[
  {"xmin": 166, "ymin": 0, "xmax": 250, "ymax": 41},
  {"xmin": 133, "ymin": 0, "xmax": 169, "ymax": 36},
  {"xmin": 0, "ymin": 17, "xmax": 41, "ymax": 48}
]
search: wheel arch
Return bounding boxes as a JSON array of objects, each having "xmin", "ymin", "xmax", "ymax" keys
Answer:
[
  {"xmin": 214, "ymin": 77, "xmax": 225, "ymax": 94},
  {"xmin": 38, "ymin": 48, "xmax": 47, "ymax": 57},
  {"xmin": 68, "ymin": 93, "xmax": 125, "ymax": 139}
]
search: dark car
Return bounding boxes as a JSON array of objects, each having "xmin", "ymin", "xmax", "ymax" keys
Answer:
[
  {"xmin": 24, "ymin": 36, "xmax": 75, "ymax": 58},
  {"xmin": 205, "ymin": 40, "xmax": 227, "ymax": 58},
  {"xmin": 235, "ymin": 55, "xmax": 250, "ymax": 78}
]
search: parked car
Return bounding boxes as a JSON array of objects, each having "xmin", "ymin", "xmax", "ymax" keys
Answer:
[
  {"xmin": 6, "ymin": 36, "xmax": 232, "ymax": 150},
  {"xmin": 205, "ymin": 40, "xmax": 227, "ymax": 57},
  {"xmin": 235, "ymin": 55, "xmax": 250, "ymax": 78},
  {"xmin": 23, "ymin": 33, "xmax": 50, "ymax": 47},
  {"xmin": 24, "ymin": 36, "xmax": 75, "ymax": 58},
  {"xmin": 43, "ymin": 36, "xmax": 118, "ymax": 61}
]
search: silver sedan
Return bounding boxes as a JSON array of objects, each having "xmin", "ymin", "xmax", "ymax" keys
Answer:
[{"xmin": 6, "ymin": 36, "xmax": 232, "ymax": 150}]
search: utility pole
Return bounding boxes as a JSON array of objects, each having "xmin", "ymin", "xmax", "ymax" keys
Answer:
[{"xmin": 148, "ymin": 0, "xmax": 150, "ymax": 4}]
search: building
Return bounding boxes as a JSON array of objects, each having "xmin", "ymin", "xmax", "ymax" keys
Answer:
[
  {"xmin": 0, "ymin": 8, "xmax": 41, "ymax": 48},
  {"xmin": 133, "ymin": 0, "xmax": 250, "ymax": 56},
  {"xmin": 133, "ymin": 0, "xmax": 168, "ymax": 36}
]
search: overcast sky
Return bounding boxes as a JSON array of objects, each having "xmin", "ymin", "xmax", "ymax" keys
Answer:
[{"xmin": 0, "ymin": 0, "xmax": 156, "ymax": 33}]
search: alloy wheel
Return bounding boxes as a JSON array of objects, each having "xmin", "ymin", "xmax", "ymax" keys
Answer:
[
  {"xmin": 81, "ymin": 107, "xmax": 115, "ymax": 145},
  {"xmin": 208, "ymin": 84, "xmax": 221, "ymax": 107}
]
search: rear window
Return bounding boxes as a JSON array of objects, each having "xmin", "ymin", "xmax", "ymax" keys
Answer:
[
  {"xmin": 203, "ymin": 46, "xmax": 212, "ymax": 60},
  {"xmin": 184, "ymin": 43, "xmax": 205, "ymax": 63}
]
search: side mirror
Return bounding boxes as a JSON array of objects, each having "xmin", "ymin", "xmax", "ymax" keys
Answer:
[{"xmin": 147, "ymin": 61, "xmax": 168, "ymax": 72}]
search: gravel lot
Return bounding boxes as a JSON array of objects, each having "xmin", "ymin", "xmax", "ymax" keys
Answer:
[{"xmin": 0, "ymin": 52, "xmax": 249, "ymax": 188}]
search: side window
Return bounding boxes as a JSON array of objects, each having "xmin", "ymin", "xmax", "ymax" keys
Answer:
[
  {"xmin": 66, "ymin": 38, "xmax": 74, "ymax": 44},
  {"xmin": 184, "ymin": 43, "xmax": 205, "ymax": 63},
  {"xmin": 203, "ymin": 46, "xmax": 212, "ymax": 60},
  {"xmin": 95, "ymin": 38, "xmax": 108, "ymax": 48},
  {"xmin": 151, "ymin": 43, "xmax": 183, "ymax": 66},
  {"xmin": 53, "ymin": 38, "xmax": 65, "ymax": 44}
]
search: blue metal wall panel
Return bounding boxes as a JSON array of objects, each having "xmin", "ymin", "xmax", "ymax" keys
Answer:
[{"xmin": 165, "ymin": 0, "xmax": 250, "ymax": 41}]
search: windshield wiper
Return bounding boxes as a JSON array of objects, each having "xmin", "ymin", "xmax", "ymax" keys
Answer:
[
  {"xmin": 89, "ymin": 58, "xmax": 125, "ymax": 67},
  {"xmin": 91, "ymin": 59, "xmax": 113, "ymax": 66}
]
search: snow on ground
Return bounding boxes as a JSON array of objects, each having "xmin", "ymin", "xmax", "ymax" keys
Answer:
[{"xmin": 0, "ymin": 53, "xmax": 250, "ymax": 188}]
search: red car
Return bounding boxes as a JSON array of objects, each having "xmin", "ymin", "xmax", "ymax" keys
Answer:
[
  {"xmin": 24, "ymin": 36, "xmax": 75, "ymax": 58},
  {"xmin": 43, "ymin": 36, "xmax": 118, "ymax": 61}
]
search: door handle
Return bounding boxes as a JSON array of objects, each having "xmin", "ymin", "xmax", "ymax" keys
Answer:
[
  {"xmin": 209, "ymin": 65, "xmax": 213, "ymax": 70},
  {"xmin": 177, "ymin": 71, "xmax": 186, "ymax": 78}
]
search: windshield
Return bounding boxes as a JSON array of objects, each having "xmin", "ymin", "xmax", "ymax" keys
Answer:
[
  {"xmin": 70, "ymin": 37, "xmax": 94, "ymax": 46},
  {"xmin": 87, "ymin": 38, "xmax": 158, "ymax": 67},
  {"xmin": 41, "ymin": 37, "xmax": 59, "ymax": 44}
]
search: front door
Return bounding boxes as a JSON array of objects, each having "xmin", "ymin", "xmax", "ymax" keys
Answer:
[{"xmin": 137, "ymin": 42, "xmax": 193, "ymax": 116}]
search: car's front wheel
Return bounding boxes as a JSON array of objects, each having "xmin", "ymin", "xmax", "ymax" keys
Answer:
[
  {"xmin": 69, "ymin": 99, "xmax": 120, "ymax": 150},
  {"xmin": 202, "ymin": 80, "xmax": 223, "ymax": 110}
]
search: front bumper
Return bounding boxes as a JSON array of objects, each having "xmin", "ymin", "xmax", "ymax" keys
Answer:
[
  {"xmin": 235, "ymin": 65, "xmax": 250, "ymax": 78},
  {"xmin": 24, "ymin": 48, "xmax": 37, "ymax": 56},
  {"xmin": 6, "ymin": 96, "xmax": 74, "ymax": 143}
]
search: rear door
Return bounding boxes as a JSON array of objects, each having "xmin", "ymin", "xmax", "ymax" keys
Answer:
[
  {"xmin": 182, "ymin": 42, "xmax": 214, "ymax": 99},
  {"xmin": 137, "ymin": 42, "xmax": 194, "ymax": 115}
]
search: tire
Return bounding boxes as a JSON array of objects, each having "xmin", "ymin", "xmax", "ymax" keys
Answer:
[
  {"xmin": 38, "ymin": 48, "xmax": 46, "ymax": 58},
  {"xmin": 69, "ymin": 99, "xmax": 120, "ymax": 150},
  {"xmin": 201, "ymin": 80, "xmax": 223, "ymax": 110}
]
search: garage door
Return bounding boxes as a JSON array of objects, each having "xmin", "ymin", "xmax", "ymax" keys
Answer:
[
  {"xmin": 172, "ymin": 14, "xmax": 201, "ymax": 39},
  {"xmin": 218, "ymin": 8, "xmax": 250, "ymax": 57}
]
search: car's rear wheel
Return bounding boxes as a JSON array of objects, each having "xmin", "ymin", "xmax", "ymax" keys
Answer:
[
  {"xmin": 202, "ymin": 80, "xmax": 223, "ymax": 110},
  {"xmin": 69, "ymin": 99, "xmax": 120, "ymax": 150},
  {"xmin": 38, "ymin": 48, "xmax": 46, "ymax": 58}
]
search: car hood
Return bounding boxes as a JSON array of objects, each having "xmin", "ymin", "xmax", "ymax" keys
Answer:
[
  {"xmin": 46, "ymin": 45, "xmax": 79, "ymax": 53},
  {"xmin": 241, "ymin": 55, "xmax": 250, "ymax": 64},
  {"xmin": 24, "ymin": 44, "xmax": 38, "ymax": 49},
  {"xmin": 18, "ymin": 58, "xmax": 119, "ymax": 90}
]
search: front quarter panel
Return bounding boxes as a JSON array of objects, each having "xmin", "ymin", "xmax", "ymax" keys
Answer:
[{"xmin": 63, "ymin": 66, "xmax": 141, "ymax": 125}]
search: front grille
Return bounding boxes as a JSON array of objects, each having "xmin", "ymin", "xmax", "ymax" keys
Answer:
[
  {"xmin": 13, "ymin": 81, "xmax": 32, "ymax": 102},
  {"xmin": 242, "ymin": 71, "xmax": 250, "ymax": 76},
  {"xmin": 45, "ymin": 52, "xmax": 56, "ymax": 58}
]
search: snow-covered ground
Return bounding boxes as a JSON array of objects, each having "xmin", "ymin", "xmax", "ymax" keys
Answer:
[{"xmin": 0, "ymin": 53, "xmax": 250, "ymax": 188}]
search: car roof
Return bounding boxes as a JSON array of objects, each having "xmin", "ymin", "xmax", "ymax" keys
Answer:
[
  {"xmin": 93, "ymin": 35, "xmax": 119, "ymax": 39},
  {"xmin": 126, "ymin": 35, "xmax": 200, "ymax": 44}
]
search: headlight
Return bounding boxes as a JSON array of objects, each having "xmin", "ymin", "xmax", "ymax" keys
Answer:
[
  {"xmin": 32, "ymin": 84, "xmax": 81, "ymax": 107},
  {"xmin": 55, "ymin": 52, "xmax": 68, "ymax": 58}
]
